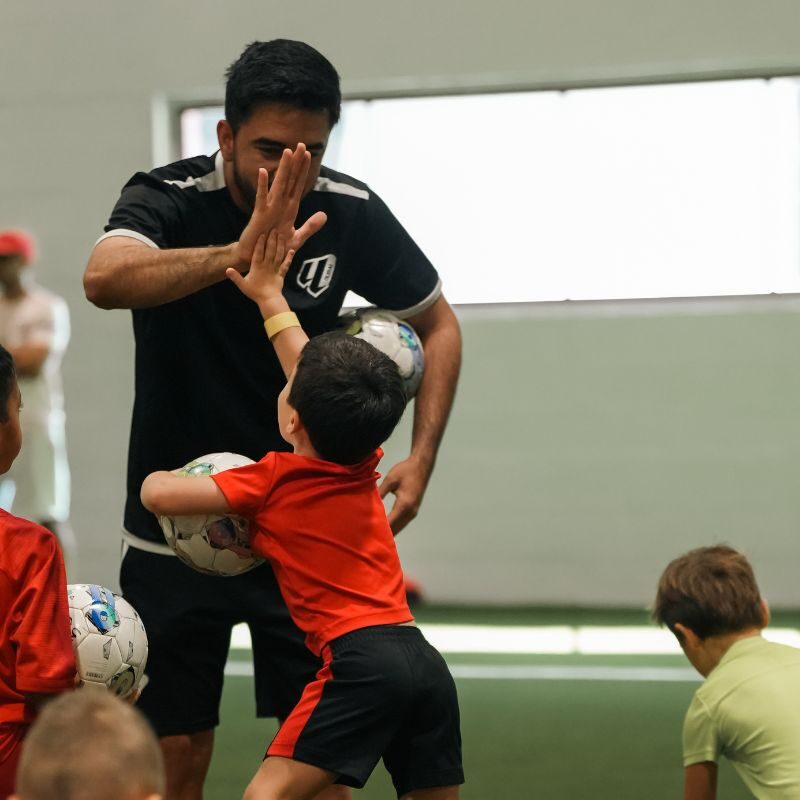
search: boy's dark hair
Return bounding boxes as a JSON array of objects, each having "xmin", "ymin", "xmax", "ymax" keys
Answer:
[
  {"xmin": 289, "ymin": 332, "xmax": 407, "ymax": 465},
  {"xmin": 0, "ymin": 345, "xmax": 15, "ymax": 423},
  {"xmin": 652, "ymin": 545, "xmax": 764, "ymax": 640},
  {"xmin": 225, "ymin": 39, "xmax": 341, "ymax": 132}
]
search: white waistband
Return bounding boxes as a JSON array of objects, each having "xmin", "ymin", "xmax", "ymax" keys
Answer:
[{"xmin": 121, "ymin": 527, "xmax": 176, "ymax": 556}]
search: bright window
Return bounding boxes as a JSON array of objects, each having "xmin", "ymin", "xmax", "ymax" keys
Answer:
[{"xmin": 180, "ymin": 79, "xmax": 800, "ymax": 305}]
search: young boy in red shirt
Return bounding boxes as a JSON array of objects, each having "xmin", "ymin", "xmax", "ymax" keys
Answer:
[
  {"xmin": 0, "ymin": 344, "xmax": 76, "ymax": 797},
  {"xmin": 141, "ymin": 150, "xmax": 463, "ymax": 800}
]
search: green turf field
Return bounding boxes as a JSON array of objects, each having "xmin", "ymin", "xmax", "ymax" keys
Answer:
[{"xmin": 205, "ymin": 607, "xmax": 772, "ymax": 799}]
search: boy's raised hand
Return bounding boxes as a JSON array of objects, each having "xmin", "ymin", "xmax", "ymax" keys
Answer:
[
  {"xmin": 226, "ymin": 230, "xmax": 295, "ymax": 318},
  {"xmin": 233, "ymin": 144, "xmax": 327, "ymax": 269}
]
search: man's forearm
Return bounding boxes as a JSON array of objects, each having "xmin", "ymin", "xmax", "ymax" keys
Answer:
[
  {"xmin": 84, "ymin": 239, "xmax": 238, "ymax": 310},
  {"xmin": 409, "ymin": 299, "xmax": 462, "ymax": 475}
]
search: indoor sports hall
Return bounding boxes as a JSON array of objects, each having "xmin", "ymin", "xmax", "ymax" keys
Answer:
[{"xmin": 2, "ymin": 3, "xmax": 800, "ymax": 798}]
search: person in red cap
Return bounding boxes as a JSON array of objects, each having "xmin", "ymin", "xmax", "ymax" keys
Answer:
[{"xmin": 0, "ymin": 231, "xmax": 74, "ymax": 571}]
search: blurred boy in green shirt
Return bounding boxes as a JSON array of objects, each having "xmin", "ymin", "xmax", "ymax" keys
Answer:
[{"xmin": 654, "ymin": 545, "xmax": 800, "ymax": 800}]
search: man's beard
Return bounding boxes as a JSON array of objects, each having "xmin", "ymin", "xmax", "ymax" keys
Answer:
[{"xmin": 232, "ymin": 158, "xmax": 257, "ymax": 212}]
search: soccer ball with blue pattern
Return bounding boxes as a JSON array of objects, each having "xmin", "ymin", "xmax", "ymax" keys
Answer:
[
  {"xmin": 159, "ymin": 452, "xmax": 264, "ymax": 577},
  {"xmin": 67, "ymin": 584, "xmax": 148, "ymax": 698},
  {"xmin": 339, "ymin": 307, "xmax": 425, "ymax": 399}
]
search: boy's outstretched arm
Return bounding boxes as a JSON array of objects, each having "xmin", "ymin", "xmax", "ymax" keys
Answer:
[
  {"xmin": 684, "ymin": 762, "xmax": 717, "ymax": 800},
  {"xmin": 141, "ymin": 471, "xmax": 231, "ymax": 517},
  {"xmin": 226, "ymin": 223, "xmax": 308, "ymax": 379}
]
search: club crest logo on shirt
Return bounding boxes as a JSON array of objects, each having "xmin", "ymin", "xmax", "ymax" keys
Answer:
[{"xmin": 296, "ymin": 254, "xmax": 337, "ymax": 298}]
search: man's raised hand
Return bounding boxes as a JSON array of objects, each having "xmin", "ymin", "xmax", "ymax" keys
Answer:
[{"xmin": 234, "ymin": 144, "xmax": 327, "ymax": 269}]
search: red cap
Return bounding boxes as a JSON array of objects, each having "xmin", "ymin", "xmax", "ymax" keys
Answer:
[{"xmin": 0, "ymin": 230, "xmax": 36, "ymax": 263}]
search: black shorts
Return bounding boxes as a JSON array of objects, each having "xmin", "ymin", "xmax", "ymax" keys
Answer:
[
  {"xmin": 120, "ymin": 546, "xmax": 321, "ymax": 737},
  {"xmin": 268, "ymin": 625, "xmax": 464, "ymax": 797}
]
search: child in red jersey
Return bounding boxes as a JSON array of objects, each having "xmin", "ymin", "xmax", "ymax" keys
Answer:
[
  {"xmin": 141, "ymin": 160, "xmax": 463, "ymax": 800},
  {"xmin": 0, "ymin": 344, "xmax": 76, "ymax": 798}
]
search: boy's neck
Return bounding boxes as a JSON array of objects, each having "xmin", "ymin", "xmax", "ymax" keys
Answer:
[
  {"xmin": 292, "ymin": 442, "xmax": 320, "ymax": 459},
  {"xmin": 289, "ymin": 428, "xmax": 321, "ymax": 460},
  {"xmin": 694, "ymin": 628, "xmax": 762, "ymax": 676}
]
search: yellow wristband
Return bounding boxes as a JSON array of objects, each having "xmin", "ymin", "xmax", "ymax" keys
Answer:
[{"xmin": 264, "ymin": 311, "xmax": 301, "ymax": 340}]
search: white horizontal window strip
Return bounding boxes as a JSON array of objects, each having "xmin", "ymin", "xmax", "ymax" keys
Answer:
[
  {"xmin": 328, "ymin": 81, "xmax": 800, "ymax": 305},
  {"xmin": 229, "ymin": 623, "xmax": 800, "ymax": 656},
  {"xmin": 181, "ymin": 79, "xmax": 800, "ymax": 306}
]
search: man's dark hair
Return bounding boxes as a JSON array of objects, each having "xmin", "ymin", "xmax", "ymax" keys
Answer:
[
  {"xmin": 225, "ymin": 39, "xmax": 341, "ymax": 132},
  {"xmin": 0, "ymin": 345, "xmax": 15, "ymax": 423},
  {"xmin": 652, "ymin": 545, "xmax": 764, "ymax": 640},
  {"xmin": 289, "ymin": 332, "xmax": 407, "ymax": 465}
]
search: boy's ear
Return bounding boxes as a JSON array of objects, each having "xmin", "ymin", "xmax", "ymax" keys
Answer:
[
  {"xmin": 673, "ymin": 622, "xmax": 700, "ymax": 648},
  {"xmin": 285, "ymin": 409, "xmax": 303, "ymax": 435},
  {"xmin": 760, "ymin": 597, "xmax": 770, "ymax": 628}
]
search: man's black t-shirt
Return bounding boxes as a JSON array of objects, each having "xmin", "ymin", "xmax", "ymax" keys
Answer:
[{"xmin": 102, "ymin": 152, "xmax": 441, "ymax": 544}]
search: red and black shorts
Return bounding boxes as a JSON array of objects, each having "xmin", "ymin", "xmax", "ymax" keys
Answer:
[{"xmin": 268, "ymin": 625, "xmax": 464, "ymax": 797}]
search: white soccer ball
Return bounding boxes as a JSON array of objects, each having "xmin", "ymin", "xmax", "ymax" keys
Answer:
[
  {"xmin": 159, "ymin": 452, "xmax": 264, "ymax": 577},
  {"xmin": 339, "ymin": 307, "xmax": 425, "ymax": 399},
  {"xmin": 67, "ymin": 584, "xmax": 148, "ymax": 698}
]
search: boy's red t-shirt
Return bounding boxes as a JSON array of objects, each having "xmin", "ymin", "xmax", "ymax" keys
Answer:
[
  {"xmin": 212, "ymin": 449, "xmax": 413, "ymax": 655},
  {"xmin": 0, "ymin": 509, "xmax": 75, "ymax": 759}
]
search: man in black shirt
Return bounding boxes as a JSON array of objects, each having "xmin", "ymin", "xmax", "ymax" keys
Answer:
[{"xmin": 84, "ymin": 40, "xmax": 461, "ymax": 800}]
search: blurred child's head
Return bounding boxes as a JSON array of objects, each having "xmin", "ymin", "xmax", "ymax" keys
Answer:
[
  {"xmin": 0, "ymin": 345, "xmax": 21, "ymax": 474},
  {"xmin": 12, "ymin": 691, "xmax": 165, "ymax": 800},
  {"xmin": 281, "ymin": 332, "xmax": 407, "ymax": 464},
  {"xmin": 653, "ymin": 545, "xmax": 766, "ymax": 642}
]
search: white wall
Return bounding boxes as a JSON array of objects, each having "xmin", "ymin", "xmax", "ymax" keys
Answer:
[{"xmin": 1, "ymin": 0, "xmax": 800, "ymax": 601}]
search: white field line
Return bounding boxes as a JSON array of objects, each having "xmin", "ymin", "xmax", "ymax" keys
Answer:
[
  {"xmin": 229, "ymin": 623, "xmax": 800, "ymax": 656},
  {"xmin": 223, "ymin": 660, "xmax": 700, "ymax": 682}
]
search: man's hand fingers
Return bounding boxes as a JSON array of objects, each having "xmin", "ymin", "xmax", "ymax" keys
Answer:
[
  {"xmin": 288, "ymin": 145, "xmax": 310, "ymax": 199},
  {"xmin": 255, "ymin": 168, "xmax": 268, "ymax": 207},
  {"xmin": 292, "ymin": 212, "xmax": 328, "ymax": 250},
  {"xmin": 269, "ymin": 148, "xmax": 294, "ymax": 197},
  {"xmin": 378, "ymin": 473, "xmax": 397, "ymax": 500},
  {"xmin": 387, "ymin": 500, "xmax": 416, "ymax": 535}
]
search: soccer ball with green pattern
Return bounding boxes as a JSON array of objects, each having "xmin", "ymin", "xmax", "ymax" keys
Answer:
[
  {"xmin": 339, "ymin": 307, "xmax": 425, "ymax": 399},
  {"xmin": 67, "ymin": 583, "xmax": 148, "ymax": 698},
  {"xmin": 159, "ymin": 452, "xmax": 264, "ymax": 577}
]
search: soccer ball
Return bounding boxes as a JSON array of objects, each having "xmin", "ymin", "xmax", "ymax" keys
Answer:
[
  {"xmin": 67, "ymin": 584, "xmax": 148, "ymax": 698},
  {"xmin": 159, "ymin": 452, "xmax": 264, "ymax": 577},
  {"xmin": 339, "ymin": 307, "xmax": 425, "ymax": 399}
]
